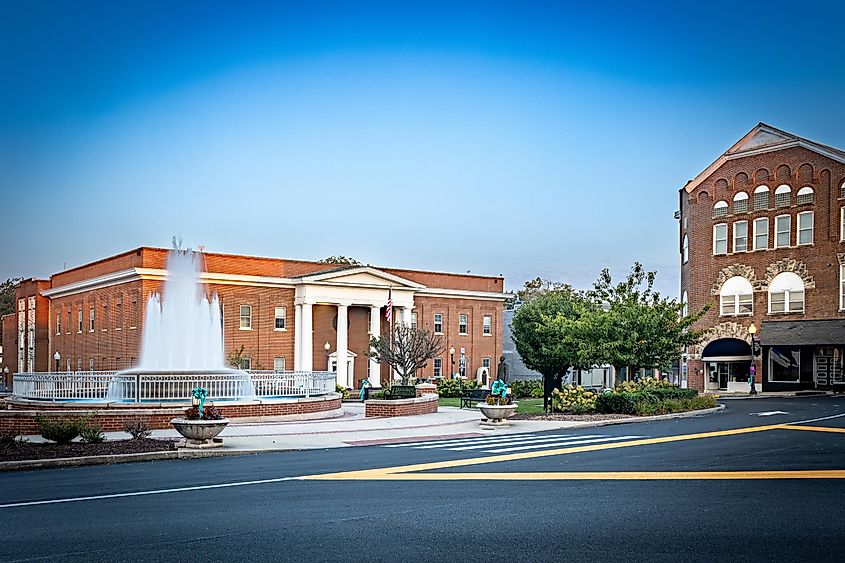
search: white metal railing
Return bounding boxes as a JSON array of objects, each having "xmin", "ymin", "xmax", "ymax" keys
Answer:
[{"xmin": 12, "ymin": 370, "xmax": 337, "ymax": 402}]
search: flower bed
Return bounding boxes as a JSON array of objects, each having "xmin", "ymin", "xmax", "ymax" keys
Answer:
[{"xmin": 0, "ymin": 438, "xmax": 177, "ymax": 462}]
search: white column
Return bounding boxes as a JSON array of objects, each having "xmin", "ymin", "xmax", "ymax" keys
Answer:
[
  {"xmin": 369, "ymin": 305, "xmax": 381, "ymax": 388},
  {"xmin": 336, "ymin": 304, "xmax": 349, "ymax": 388},
  {"xmin": 301, "ymin": 303, "xmax": 313, "ymax": 372},
  {"xmin": 294, "ymin": 304, "xmax": 302, "ymax": 370}
]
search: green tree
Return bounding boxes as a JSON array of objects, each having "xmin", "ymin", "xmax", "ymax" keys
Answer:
[
  {"xmin": 318, "ymin": 256, "xmax": 362, "ymax": 266},
  {"xmin": 584, "ymin": 263, "xmax": 709, "ymax": 379},
  {"xmin": 510, "ymin": 286, "xmax": 595, "ymax": 407},
  {"xmin": 367, "ymin": 324, "xmax": 444, "ymax": 385},
  {"xmin": 0, "ymin": 278, "xmax": 22, "ymax": 317}
]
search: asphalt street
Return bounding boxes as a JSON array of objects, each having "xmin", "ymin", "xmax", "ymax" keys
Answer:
[{"xmin": 2, "ymin": 397, "xmax": 845, "ymax": 562}]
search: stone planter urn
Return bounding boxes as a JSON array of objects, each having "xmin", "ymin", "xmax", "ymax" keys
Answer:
[
  {"xmin": 171, "ymin": 418, "xmax": 229, "ymax": 448},
  {"xmin": 477, "ymin": 402, "xmax": 518, "ymax": 428}
]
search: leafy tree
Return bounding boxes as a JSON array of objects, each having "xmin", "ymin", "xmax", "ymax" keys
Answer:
[
  {"xmin": 367, "ymin": 324, "xmax": 444, "ymax": 385},
  {"xmin": 0, "ymin": 278, "xmax": 22, "ymax": 317},
  {"xmin": 319, "ymin": 256, "xmax": 362, "ymax": 266},
  {"xmin": 584, "ymin": 263, "xmax": 709, "ymax": 379},
  {"xmin": 510, "ymin": 287, "xmax": 595, "ymax": 407}
]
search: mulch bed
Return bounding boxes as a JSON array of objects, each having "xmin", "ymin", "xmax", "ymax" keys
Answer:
[
  {"xmin": 0, "ymin": 438, "xmax": 178, "ymax": 462},
  {"xmin": 511, "ymin": 413, "xmax": 637, "ymax": 422}
]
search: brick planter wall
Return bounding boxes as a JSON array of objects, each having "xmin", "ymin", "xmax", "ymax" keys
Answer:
[
  {"xmin": 0, "ymin": 394, "xmax": 342, "ymax": 435},
  {"xmin": 364, "ymin": 393, "xmax": 438, "ymax": 418}
]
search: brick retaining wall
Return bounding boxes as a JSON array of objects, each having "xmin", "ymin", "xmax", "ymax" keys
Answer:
[{"xmin": 364, "ymin": 393, "xmax": 438, "ymax": 418}]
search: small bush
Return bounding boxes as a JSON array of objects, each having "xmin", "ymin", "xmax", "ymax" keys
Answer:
[
  {"xmin": 336, "ymin": 384, "xmax": 350, "ymax": 400},
  {"xmin": 436, "ymin": 378, "xmax": 479, "ymax": 398},
  {"xmin": 510, "ymin": 379, "xmax": 543, "ymax": 398},
  {"xmin": 123, "ymin": 417, "xmax": 152, "ymax": 440},
  {"xmin": 79, "ymin": 423, "xmax": 106, "ymax": 444},
  {"xmin": 551, "ymin": 385, "xmax": 597, "ymax": 413},
  {"xmin": 35, "ymin": 415, "xmax": 91, "ymax": 444}
]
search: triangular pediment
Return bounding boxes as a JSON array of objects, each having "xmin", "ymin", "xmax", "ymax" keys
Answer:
[
  {"xmin": 298, "ymin": 267, "xmax": 425, "ymax": 289},
  {"xmin": 728, "ymin": 126, "xmax": 795, "ymax": 154}
]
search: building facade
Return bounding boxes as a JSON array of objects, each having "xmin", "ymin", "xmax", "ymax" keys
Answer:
[
  {"xmin": 3, "ymin": 247, "xmax": 508, "ymax": 389},
  {"xmin": 680, "ymin": 123, "xmax": 845, "ymax": 392}
]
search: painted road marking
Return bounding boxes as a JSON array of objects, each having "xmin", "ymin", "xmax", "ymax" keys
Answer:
[
  {"xmin": 780, "ymin": 425, "xmax": 845, "ymax": 434},
  {"xmin": 482, "ymin": 435, "xmax": 644, "ymax": 454},
  {"xmin": 384, "ymin": 432, "xmax": 542, "ymax": 448},
  {"xmin": 752, "ymin": 411, "xmax": 790, "ymax": 416},
  {"xmin": 445, "ymin": 435, "xmax": 608, "ymax": 451},
  {"xmin": 314, "ymin": 470, "xmax": 845, "ymax": 481}
]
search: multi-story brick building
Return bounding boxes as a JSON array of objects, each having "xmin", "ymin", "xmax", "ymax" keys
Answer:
[
  {"xmin": 680, "ymin": 123, "xmax": 845, "ymax": 392},
  {"xmin": 2, "ymin": 247, "xmax": 507, "ymax": 389}
]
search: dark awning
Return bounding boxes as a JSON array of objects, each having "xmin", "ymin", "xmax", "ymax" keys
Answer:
[
  {"xmin": 760, "ymin": 319, "xmax": 845, "ymax": 347},
  {"xmin": 702, "ymin": 338, "xmax": 751, "ymax": 361}
]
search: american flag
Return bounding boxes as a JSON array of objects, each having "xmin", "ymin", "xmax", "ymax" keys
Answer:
[{"xmin": 385, "ymin": 290, "xmax": 393, "ymax": 323}]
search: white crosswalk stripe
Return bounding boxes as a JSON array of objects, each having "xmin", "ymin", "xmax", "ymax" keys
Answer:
[{"xmin": 383, "ymin": 432, "xmax": 646, "ymax": 454}]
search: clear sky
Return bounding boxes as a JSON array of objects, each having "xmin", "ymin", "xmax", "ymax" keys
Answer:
[{"xmin": 2, "ymin": 0, "xmax": 844, "ymax": 296}]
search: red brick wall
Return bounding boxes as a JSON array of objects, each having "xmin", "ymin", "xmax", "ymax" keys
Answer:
[{"xmin": 364, "ymin": 395, "xmax": 438, "ymax": 417}]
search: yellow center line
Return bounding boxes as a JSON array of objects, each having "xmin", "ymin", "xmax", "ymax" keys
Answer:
[
  {"xmin": 780, "ymin": 425, "xmax": 845, "ymax": 434},
  {"xmin": 304, "ymin": 424, "xmax": 786, "ymax": 480}
]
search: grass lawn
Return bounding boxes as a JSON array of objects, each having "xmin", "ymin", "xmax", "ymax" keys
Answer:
[{"xmin": 438, "ymin": 397, "xmax": 544, "ymax": 414}]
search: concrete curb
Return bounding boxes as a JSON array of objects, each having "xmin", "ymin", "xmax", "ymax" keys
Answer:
[{"xmin": 714, "ymin": 392, "xmax": 833, "ymax": 400}]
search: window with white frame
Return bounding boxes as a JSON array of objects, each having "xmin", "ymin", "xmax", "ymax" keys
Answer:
[
  {"xmin": 89, "ymin": 307, "xmax": 95, "ymax": 331},
  {"xmin": 733, "ymin": 221, "xmax": 748, "ymax": 252},
  {"xmin": 733, "ymin": 192, "xmax": 749, "ymax": 214},
  {"xmin": 434, "ymin": 313, "xmax": 443, "ymax": 334},
  {"xmin": 713, "ymin": 200, "xmax": 728, "ymax": 218},
  {"xmin": 78, "ymin": 309, "xmax": 83, "ymax": 332},
  {"xmin": 682, "ymin": 234, "xmax": 688, "ymax": 263},
  {"xmin": 274, "ymin": 357, "xmax": 285, "ymax": 372},
  {"xmin": 754, "ymin": 218, "xmax": 769, "ymax": 250},
  {"xmin": 459, "ymin": 314, "xmax": 468, "ymax": 335},
  {"xmin": 775, "ymin": 215, "xmax": 791, "ymax": 248},
  {"xmin": 433, "ymin": 358, "xmax": 442, "ymax": 378},
  {"xmin": 482, "ymin": 357, "xmax": 491, "ymax": 370},
  {"xmin": 796, "ymin": 186, "xmax": 814, "ymax": 205},
  {"xmin": 841, "ymin": 180, "xmax": 845, "ymax": 199},
  {"xmin": 681, "ymin": 291, "xmax": 688, "ymax": 317},
  {"xmin": 77, "ymin": 358, "xmax": 82, "ymax": 371},
  {"xmin": 239, "ymin": 357, "xmax": 252, "ymax": 370},
  {"xmin": 239, "ymin": 305, "xmax": 252, "ymax": 329},
  {"xmin": 713, "ymin": 223, "xmax": 728, "ymax": 255},
  {"xmin": 840, "ymin": 264, "xmax": 845, "ymax": 310},
  {"xmin": 769, "ymin": 272, "xmax": 805, "ymax": 313},
  {"xmin": 274, "ymin": 306, "xmax": 286, "ymax": 330},
  {"xmin": 753, "ymin": 186, "xmax": 769, "ymax": 210},
  {"xmin": 483, "ymin": 315, "xmax": 492, "ymax": 335},
  {"xmin": 66, "ymin": 310, "xmax": 71, "ymax": 334},
  {"xmin": 797, "ymin": 211, "xmax": 813, "ymax": 245},
  {"xmin": 116, "ymin": 301, "xmax": 123, "ymax": 330},
  {"xmin": 410, "ymin": 312, "xmax": 417, "ymax": 329},
  {"xmin": 88, "ymin": 357, "xmax": 94, "ymax": 370},
  {"xmin": 775, "ymin": 184, "xmax": 791, "ymax": 208},
  {"xmin": 719, "ymin": 276, "xmax": 754, "ymax": 316},
  {"xmin": 841, "ymin": 207, "xmax": 845, "ymax": 242},
  {"xmin": 56, "ymin": 313, "xmax": 61, "ymax": 335}
]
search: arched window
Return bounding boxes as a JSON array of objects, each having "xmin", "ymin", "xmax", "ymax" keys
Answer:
[
  {"xmin": 681, "ymin": 291, "xmax": 689, "ymax": 317},
  {"xmin": 775, "ymin": 184, "xmax": 792, "ymax": 208},
  {"xmin": 682, "ymin": 234, "xmax": 688, "ymax": 263},
  {"xmin": 769, "ymin": 272, "xmax": 805, "ymax": 313},
  {"xmin": 753, "ymin": 186, "xmax": 770, "ymax": 211},
  {"xmin": 733, "ymin": 192, "xmax": 749, "ymax": 214},
  {"xmin": 713, "ymin": 200, "xmax": 728, "ymax": 218},
  {"xmin": 720, "ymin": 276, "xmax": 754, "ymax": 316},
  {"xmin": 840, "ymin": 180, "xmax": 845, "ymax": 199},
  {"xmin": 797, "ymin": 186, "xmax": 814, "ymax": 205}
]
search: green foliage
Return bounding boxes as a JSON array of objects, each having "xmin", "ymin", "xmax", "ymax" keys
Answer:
[
  {"xmin": 0, "ymin": 277, "xmax": 22, "ymax": 317},
  {"xmin": 485, "ymin": 394, "xmax": 511, "ymax": 405},
  {"xmin": 0, "ymin": 432, "xmax": 28, "ymax": 448},
  {"xmin": 596, "ymin": 380, "xmax": 715, "ymax": 416},
  {"xmin": 35, "ymin": 414, "xmax": 93, "ymax": 444},
  {"xmin": 551, "ymin": 385, "xmax": 598, "ymax": 413},
  {"xmin": 318, "ymin": 256, "xmax": 362, "ymax": 266},
  {"xmin": 335, "ymin": 384, "xmax": 350, "ymax": 400},
  {"xmin": 79, "ymin": 423, "xmax": 106, "ymax": 444},
  {"xmin": 226, "ymin": 345, "xmax": 249, "ymax": 369},
  {"xmin": 435, "ymin": 378, "xmax": 479, "ymax": 398},
  {"xmin": 509, "ymin": 379, "xmax": 543, "ymax": 398},
  {"xmin": 123, "ymin": 417, "xmax": 152, "ymax": 440}
]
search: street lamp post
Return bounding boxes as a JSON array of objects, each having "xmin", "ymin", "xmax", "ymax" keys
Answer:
[
  {"xmin": 54, "ymin": 351, "xmax": 61, "ymax": 373},
  {"xmin": 748, "ymin": 323, "xmax": 758, "ymax": 396},
  {"xmin": 449, "ymin": 346, "xmax": 456, "ymax": 379},
  {"xmin": 2, "ymin": 366, "xmax": 8, "ymax": 392},
  {"xmin": 324, "ymin": 341, "xmax": 332, "ymax": 371}
]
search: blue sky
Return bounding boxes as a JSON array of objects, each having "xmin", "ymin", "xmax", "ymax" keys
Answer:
[{"xmin": 2, "ymin": 0, "xmax": 844, "ymax": 295}]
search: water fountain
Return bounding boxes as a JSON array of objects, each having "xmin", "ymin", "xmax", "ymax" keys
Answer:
[{"xmin": 107, "ymin": 243, "xmax": 256, "ymax": 401}]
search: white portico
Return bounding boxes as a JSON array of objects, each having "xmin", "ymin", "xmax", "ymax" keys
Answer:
[{"xmin": 292, "ymin": 267, "xmax": 421, "ymax": 388}]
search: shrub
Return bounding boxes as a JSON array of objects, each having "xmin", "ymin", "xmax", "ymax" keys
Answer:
[
  {"xmin": 35, "ymin": 415, "xmax": 91, "ymax": 444},
  {"xmin": 336, "ymin": 384, "xmax": 350, "ymax": 400},
  {"xmin": 510, "ymin": 379, "xmax": 543, "ymax": 398},
  {"xmin": 79, "ymin": 423, "xmax": 106, "ymax": 444},
  {"xmin": 597, "ymin": 386, "xmax": 715, "ymax": 416},
  {"xmin": 183, "ymin": 405, "xmax": 225, "ymax": 420},
  {"xmin": 436, "ymin": 378, "xmax": 479, "ymax": 398},
  {"xmin": 123, "ymin": 417, "xmax": 152, "ymax": 440},
  {"xmin": 551, "ymin": 385, "xmax": 597, "ymax": 414}
]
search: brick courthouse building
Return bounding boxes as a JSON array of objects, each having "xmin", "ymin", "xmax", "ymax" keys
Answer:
[
  {"xmin": 680, "ymin": 124, "xmax": 845, "ymax": 392},
  {"xmin": 2, "ymin": 248, "xmax": 507, "ymax": 389}
]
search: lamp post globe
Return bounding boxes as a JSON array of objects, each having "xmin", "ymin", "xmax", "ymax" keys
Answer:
[
  {"xmin": 748, "ymin": 323, "xmax": 758, "ymax": 395},
  {"xmin": 449, "ymin": 346, "xmax": 456, "ymax": 379},
  {"xmin": 53, "ymin": 351, "xmax": 61, "ymax": 372}
]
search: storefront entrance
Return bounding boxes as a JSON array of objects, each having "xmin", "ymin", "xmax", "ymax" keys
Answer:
[
  {"xmin": 701, "ymin": 338, "xmax": 753, "ymax": 392},
  {"xmin": 814, "ymin": 347, "xmax": 844, "ymax": 388},
  {"xmin": 706, "ymin": 361, "xmax": 750, "ymax": 390}
]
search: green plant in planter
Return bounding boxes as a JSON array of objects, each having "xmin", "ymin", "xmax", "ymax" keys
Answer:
[{"xmin": 183, "ymin": 405, "xmax": 224, "ymax": 420}]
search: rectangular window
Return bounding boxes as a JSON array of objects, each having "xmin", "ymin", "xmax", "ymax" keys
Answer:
[
  {"xmin": 116, "ymin": 301, "xmax": 123, "ymax": 330},
  {"xmin": 89, "ymin": 307, "xmax": 95, "ymax": 331},
  {"xmin": 797, "ymin": 211, "xmax": 813, "ymax": 245},
  {"xmin": 841, "ymin": 208, "xmax": 845, "ymax": 242},
  {"xmin": 239, "ymin": 358, "xmax": 252, "ymax": 370},
  {"xmin": 720, "ymin": 295, "xmax": 737, "ymax": 316},
  {"xmin": 102, "ymin": 303, "xmax": 108, "ymax": 331},
  {"xmin": 770, "ymin": 292, "xmax": 786, "ymax": 313},
  {"xmin": 775, "ymin": 215, "xmax": 791, "ymax": 248},
  {"xmin": 769, "ymin": 346, "xmax": 800, "ymax": 382},
  {"xmin": 67, "ymin": 311, "xmax": 71, "ymax": 334},
  {"xmin": 775, "ymin": 190, "xmax": 791, "ymax": 208},
  {"xmin": 738, "ymin": 294, "xmax": 753, "ymax": 315},
  {"xmin": 274, "ymin": 306, "xmax": 286, "ymax": 330},
  {"xmin": 130, "ymin": 300, "xmax": 138, "ymax": 329},
  {"xmin": 240, "ymin": 305, "xmax": 252, "ymax": 330},
  {"xmin": 78, "ymin": 309, "xmax": 83, "ymax": 332},
  {"xmin": 841, "ymin": 264, "xmax": 845, "ymax": 310},
  {"xmin": 56, "ymin": 313, "xmax": 61, "ymax": 335},
  {"xmin": 483, "ymin": 315, "xmax": 492, "ymax": 335},
  {"xmin": 753, "ymin": 190, "xmax": 769, "ymax": 211},
  {"xmin": 88, "ymin": 357, "xmax": 94, "ymax": 370},
  {"xmin": 753, "ymin": 218, "xmax": 769, "ymax": 250},
  {"xmin": 274, "ymin": 357, "xmax": 285, "ymax": 372},
  {"xmin": 733, "ymin": 221, "xmax": 748, "ymax": 252},
  {"xmin": 459, "ymin": 314, "xmax": 468, "ymax": 335},
  {"xmin": 433, "ymin": 358, "xmax": 442, "ymax": 378},
  {"xmin": 713, "ymin": 223, "xmax": 728, "ymax": 255},
  {"xmin": 77, "ymin": 358, "xmax": 82, "ymax": 371},
  {"xmin": 482, "ymin": 357, "xmax": 491, "ymax": 369},
  {"xmin": 434, "ymin": 313, "xmax": 443, "ymax": 334},
  {"xmin": 410, "ymin": 312, "xmax": 417, "ymax": 330}
]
